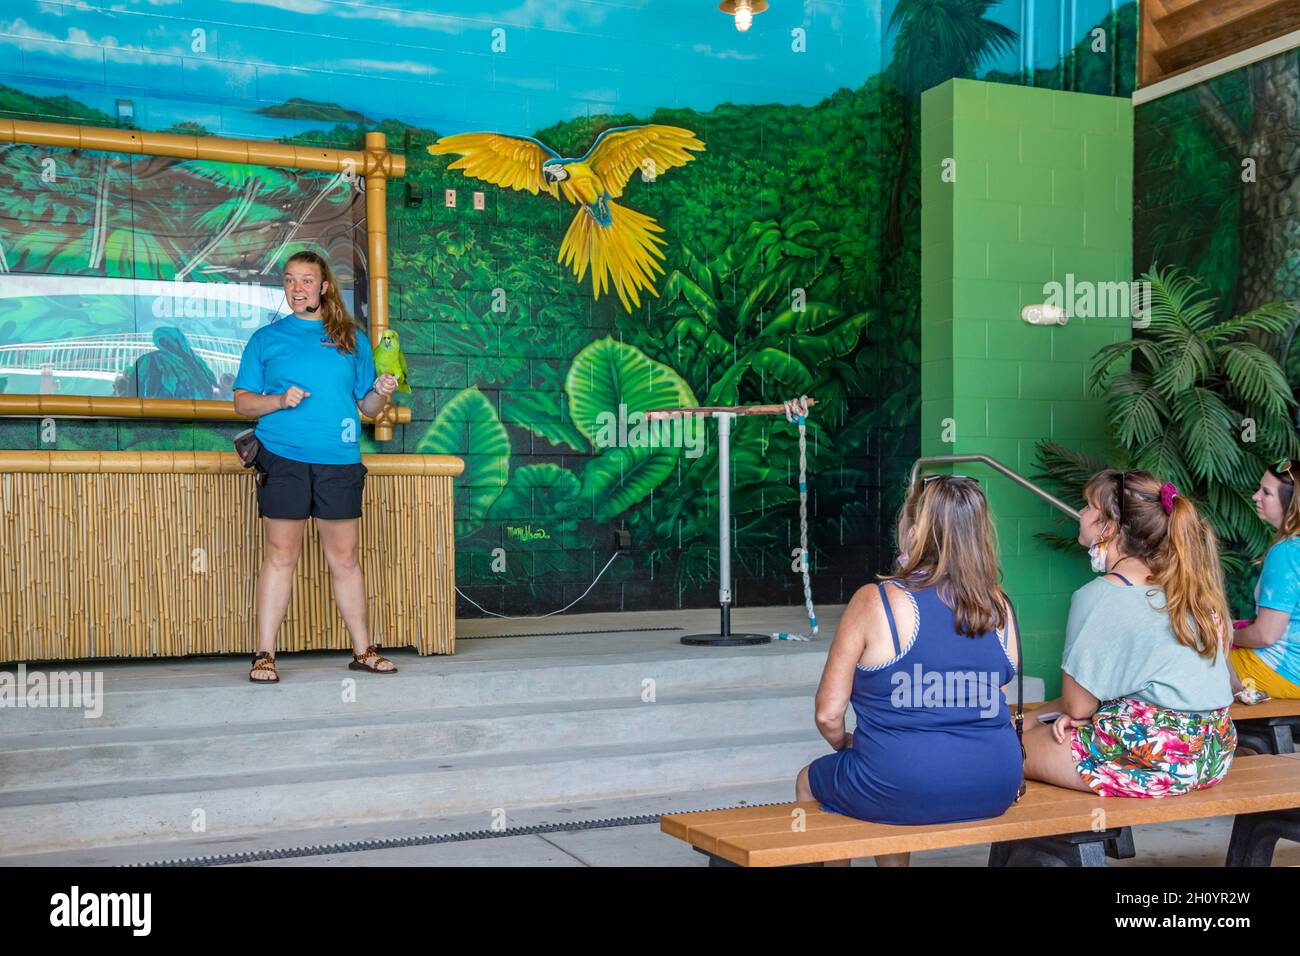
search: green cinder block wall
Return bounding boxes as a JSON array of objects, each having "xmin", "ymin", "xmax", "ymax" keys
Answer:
[{"xmin": 920, "ymin": 79, "xmax": 1133, "ymax": 695}]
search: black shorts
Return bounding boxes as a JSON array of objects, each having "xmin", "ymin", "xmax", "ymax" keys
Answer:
[{"xmin": 253, "ymin": 444, "xmax": 367, "ymax": 520}]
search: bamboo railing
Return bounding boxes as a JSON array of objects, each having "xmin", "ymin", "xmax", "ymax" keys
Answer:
[
  {"xmin": 0, "ymin": 451, "xmax": 463, "ymax": 663},
  {"xmin": 0, "ymin": 394, "xmax": 412, "ymax": 426}
]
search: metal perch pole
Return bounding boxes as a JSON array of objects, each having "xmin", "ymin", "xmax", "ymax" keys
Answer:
[{"xmin": 646, "ymin": 399, "xmax": 817, "ymax": 647}]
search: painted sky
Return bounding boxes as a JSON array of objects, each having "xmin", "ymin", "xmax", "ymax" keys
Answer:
[{"xmin": 0, "ymin": 1, "xmax": 1116, "ymax": 139}]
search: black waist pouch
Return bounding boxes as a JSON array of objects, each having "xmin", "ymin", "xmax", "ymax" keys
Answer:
[{"xmin": 233, "ymin": 428, "xmax": 262, "ymax": 471}]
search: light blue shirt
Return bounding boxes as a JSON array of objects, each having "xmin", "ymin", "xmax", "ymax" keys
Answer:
[
  {"xmin": 233, "ymin": 315, "xmax": 375, "ymax": 465},
  {"xmin": 1250, "ymin": 536, "xmax": 1300, "ymax": 687},
  {"xmin": 1062, "ymin": 576, "xmax": 1233, "ymax": 713}
]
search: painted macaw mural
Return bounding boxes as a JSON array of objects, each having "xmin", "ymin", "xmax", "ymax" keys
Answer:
[
  {"xmin": 0, "ymin": 0, "xmax": 1137, "ymax": 614},
  {"xmin": 428, "ymin": 126, "xmax": 704, "ymax": 310}
]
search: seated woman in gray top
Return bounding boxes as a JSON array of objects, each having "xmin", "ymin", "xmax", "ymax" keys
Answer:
[{"xmin": 1023, "ymin": 469, "xmax": 1236, "ymax": 797}]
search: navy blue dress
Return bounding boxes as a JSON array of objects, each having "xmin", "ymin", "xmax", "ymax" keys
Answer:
[{"xmin": 808, "ymin": 581, "xmax": 1023, "ymax": 825}]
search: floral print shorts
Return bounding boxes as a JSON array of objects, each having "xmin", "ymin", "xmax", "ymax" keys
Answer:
[{"xmin": 1069, "ymin": 697, "xmax": 1236, "ymax": 798}]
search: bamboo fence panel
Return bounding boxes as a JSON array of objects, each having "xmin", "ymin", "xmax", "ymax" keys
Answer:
[{"xmin": 0, "ymin": 451, "xmax": 462, "ymax": 663}]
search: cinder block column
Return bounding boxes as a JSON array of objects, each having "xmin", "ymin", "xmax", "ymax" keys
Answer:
[{"xmin": 920, "ymin": 79, "xmax": 1133, "ymax": 694}]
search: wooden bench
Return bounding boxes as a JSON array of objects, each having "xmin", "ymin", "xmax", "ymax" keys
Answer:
[
  {"xmin": 661, "ymin": 754, "xmax": 1300, "ymax": 867},
  {"xmin": 1230, "ymin": 698, "xmax": 1300, "ymax": 755}
]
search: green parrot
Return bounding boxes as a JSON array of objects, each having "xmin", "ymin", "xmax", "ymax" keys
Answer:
[{"xmin": 373, "ymin": 329, "xmax": 411, "ymax": 394}]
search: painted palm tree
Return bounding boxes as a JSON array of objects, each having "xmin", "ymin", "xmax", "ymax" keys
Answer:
[{"xmin": 884, "ymin": 0, "xmax": 1018, "ymax": 249}]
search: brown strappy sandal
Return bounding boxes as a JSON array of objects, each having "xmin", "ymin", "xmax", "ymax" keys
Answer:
[
  {"xmin": 250, "ymin": 651, "xmax": 279, "ymax": 683},
  {"xmin": 349, "ymin": 644, "xmax": 397, "ymax": 674}
]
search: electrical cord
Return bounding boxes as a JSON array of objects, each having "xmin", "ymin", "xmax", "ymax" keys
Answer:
[{"xmin": 455, "ymin": 552, "xmax": 624, "ymax": 620}]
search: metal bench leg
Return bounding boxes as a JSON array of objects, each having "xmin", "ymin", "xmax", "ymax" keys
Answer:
[
  {"xmin": 703, "ymin": 851, "xmax": 740, "ymax": 867},
  {"xmin": 1236, "ymin": 730, "xmax": 1272, "ymax": 755},
  {"xmin": 1235, "ymin": 717, "xmax": 1298, "ymax": 756},
  {"xmin": 1269, "ymin": 723, "xmax": 1295, "ymax": 755},
  {"xmin": 1104, "ymin": 827, "xmax": 1137, "ymax": 860},
  {"xmin": 988, "ymin": 827, "xmax": 1131, "ymax": 867},
  {"xmin": 1225, "ymin": 809, "xmax": 1300, "ymax": 867}
]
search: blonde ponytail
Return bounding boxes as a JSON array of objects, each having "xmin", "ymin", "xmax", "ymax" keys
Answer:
[{"xmin": 1154, "ymin": 493, "xmax": 1229, "ymax": 662}]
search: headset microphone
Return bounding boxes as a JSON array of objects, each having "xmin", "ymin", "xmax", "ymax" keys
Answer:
[{"xmin": 304, "ymin": 304, "xmax": 320, "ymax": 313}]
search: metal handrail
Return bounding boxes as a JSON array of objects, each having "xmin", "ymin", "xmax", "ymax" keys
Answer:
[{"xmin": 909, "ymin": 454, "xmax": 1080, "ymax": 521}]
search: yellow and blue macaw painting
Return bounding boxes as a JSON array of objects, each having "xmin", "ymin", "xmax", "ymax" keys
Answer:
[{"xmin": 428, "ymin": 125, "xmax": 704, "ymax": 311}]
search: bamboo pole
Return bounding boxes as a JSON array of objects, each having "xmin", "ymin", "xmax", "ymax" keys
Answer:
[
  {"xmin": 0, "ymin": 395, "xmax": 413, "ymax": 425},
  {"xmin": 0, "ymin": 119, "xmax": 404, "ymax": 177},
  {"xmin": 365, "ymin": 130, "xmax": 394, "ymax": 442}
]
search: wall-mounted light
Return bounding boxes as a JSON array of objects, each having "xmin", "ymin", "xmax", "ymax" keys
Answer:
[
  {"xmin": 1021, "ymin": 303, "xmax": 1068, "ymax": 326},
  {"xmin": 718, "ymin": 0, "xmax": 767, "ymax": 33}
]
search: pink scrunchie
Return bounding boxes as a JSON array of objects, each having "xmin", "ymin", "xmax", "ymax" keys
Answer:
[{"xmin": 1160, "ymin": 481, "xmax": 1179, "ymax": 514}]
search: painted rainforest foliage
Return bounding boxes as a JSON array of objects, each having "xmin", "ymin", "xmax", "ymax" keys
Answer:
[{"xmin": 0, "ymin": 1, "xmax": 1138, "ymax": 613}]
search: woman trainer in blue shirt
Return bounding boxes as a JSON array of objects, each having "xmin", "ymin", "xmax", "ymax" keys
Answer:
[{"xmin": 233, "ymin": 251, "xmax": 399, "ymax": 683}]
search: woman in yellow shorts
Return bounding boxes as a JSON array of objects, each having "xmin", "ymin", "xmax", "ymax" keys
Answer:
[{"xmin": 1231, "ymin": 460, "xmax": 1300, "ymax": 699}]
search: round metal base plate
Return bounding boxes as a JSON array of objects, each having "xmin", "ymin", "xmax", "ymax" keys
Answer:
[{"xmin": 680, "ymin": 633, "xmax": 772, "ymax": 646}]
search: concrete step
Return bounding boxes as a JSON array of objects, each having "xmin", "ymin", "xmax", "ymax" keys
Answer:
[
  {"xmin": 0, "ymin": 730, "xmax": 828, "ymax": 856},
  {"xmin": 0, "ymin": 685, "xmax": 817, "ymax": 791},
  {"xmin": 0, "ymin": 779, "xmax": 801, "ymax": 867},
  {"xmin": 0, "ymin": 651, "xmax": 1043, "ymax": 734},
  {"xmin": 0, "ymin": 648, "xmax": 827, "ymax": 732}
]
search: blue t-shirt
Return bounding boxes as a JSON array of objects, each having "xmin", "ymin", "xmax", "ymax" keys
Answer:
[
  {"xmin": 1251, "ymin": 536, "xmax": 1300, "ymax": 687},
  {"xmin": 232, "ymin": 315, "xmax": 376, "ymax": 465}
]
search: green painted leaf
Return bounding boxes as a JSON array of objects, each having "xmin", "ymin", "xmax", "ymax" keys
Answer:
[
  {"xmin": 749, "ymin": 348, "xmax": 815, "ymax": 396},
  {"xmin": 566, "ymin": 337, "xmax": 698, "ymax": 520},
  {"xmin": 566, "ymin": 337, "xmax": 698, "ymax": 443},
  {"xmin": 131, "ymin": 231, "xmax": 177, "ymax": 280},
  {"xmin": 414, "ymin": 387, "xmax": 510, "ymax": 534},
  {"xmin": 501, "ymin": 389, "xmax": 588, "ymax": 453},
  {"xmin": 580, "ymin": 446, "xmax": 678, "ymax": 522},
  {"xmin": 488, "ymin": 463, "xmax": 583, "ymax": 533},
  {"xmin": 103, "ymin": 229, "xmax": 136, "ymax": 278},
  {"xmin": 790, "ymin": 311, "xmax": 873, "ymax": 367}
]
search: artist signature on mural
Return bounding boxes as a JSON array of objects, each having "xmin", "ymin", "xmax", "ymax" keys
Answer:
[{"xmin": 506, "ymin": 525, "xmax": 551, "ymax": 543}]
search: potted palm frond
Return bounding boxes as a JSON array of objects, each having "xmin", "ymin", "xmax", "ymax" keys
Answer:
[{"xmin": 1036, "ymin": 265, "xmax": 1300, "ymax": 609}]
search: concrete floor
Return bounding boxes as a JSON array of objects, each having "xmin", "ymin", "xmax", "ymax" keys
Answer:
[{"xmin": 4, "ymin": 778, "xmax": 1295, "ymax": 867}]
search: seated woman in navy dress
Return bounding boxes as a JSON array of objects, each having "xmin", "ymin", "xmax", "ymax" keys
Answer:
[{"xmin": 795, "ymin": 475, "xmax": 1023, "ymax": 866}]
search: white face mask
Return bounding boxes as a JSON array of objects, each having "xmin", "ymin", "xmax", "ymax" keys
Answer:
[{"xmin": 1088, "ymin": 538, "xmax": 1107, "ymax": 573}]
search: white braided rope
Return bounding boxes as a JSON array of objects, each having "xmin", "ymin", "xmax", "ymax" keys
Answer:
[{"xmin": 773, "ymin": 395, "xmax": 818, "ymax": 642}]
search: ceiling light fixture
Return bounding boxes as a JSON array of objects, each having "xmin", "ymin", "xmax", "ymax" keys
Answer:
[{"xmin": 718, "ymin": 0, "xmax": 768, "ymax": 33}]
